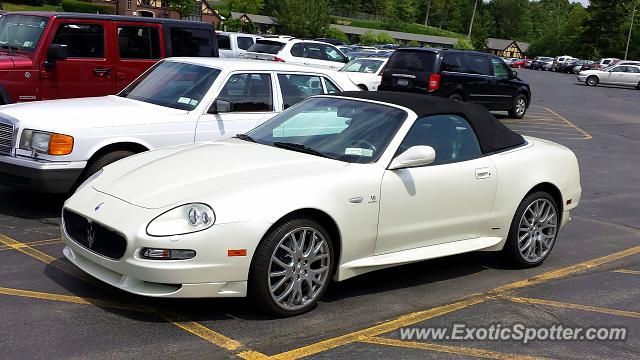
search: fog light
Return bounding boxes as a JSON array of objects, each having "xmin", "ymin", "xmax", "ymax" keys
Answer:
[{"xmin": 141, "ymin": 248, "xmax": 196, "ymax": 260}]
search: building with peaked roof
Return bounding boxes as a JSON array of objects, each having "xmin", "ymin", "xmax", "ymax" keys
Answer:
[
  {"xmin": 229, "ymin": 12, "xmax": 279, "ymax": 34},
  {"xmin": 90, "ymin": 0, "xmax": 222, "ymax": 26},
  {"xmin": 486, "ymin": 38, "xmax": 530, "ymax": 58},
  {"xmin": 332, "ymin": 24, "xmax": 458, "ymax": 48}
]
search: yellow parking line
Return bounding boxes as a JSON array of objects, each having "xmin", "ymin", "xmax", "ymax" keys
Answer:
[
  {"xmin": 0, "ymin": 238, "xmax": 64, "ymax": 251},
  {"xmin": 613, "ymin": 269, "xmax": 640, "ymax": 275},
  {"xmin": 507, "ymin": 129, "xmax": 585, "ymax": 136},
  {"xmin": 0, "ymin": 234, "xmax": 101, "ymax": 286},
  {"xmin": 492, "ymin": 245, "xmax": 640, "ymax": 294},
  {"xmin": 0, "ymin": 233, "xmax": 267, "ymax": 359},
  {"xmin": 360, "ymin": 336, "xmax": 550, "ymax": 360},
  {"xmin": 271, "ymin": 296, "xmax": 487, "ymax": 360},
  {"xmin": 542, "ymin": 107, "xmax": 592, "ymax": 140},
  {"xmin": 0, "ymin": 286, "xmax": 152, "ymax": 312},
  {"xmin": 273, "ymin": 244, "xmax": 640, "ymax": 360},
  {"xmin": 499, "ymin": 296, "xmax": 640, "ymax": 319}
]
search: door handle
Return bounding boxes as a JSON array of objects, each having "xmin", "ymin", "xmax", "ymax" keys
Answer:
[
  {"xmin": 93, "ymin": 68, "xmax": 111, "ymax": 77},
  {"xmin": 475, "ymin": 168, "xmax": 492, "ymax": 179}
]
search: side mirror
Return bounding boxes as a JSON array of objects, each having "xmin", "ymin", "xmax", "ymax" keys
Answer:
[
  {"xmin": 208, "ymin": 99, "xmax": 232, "ymax": 114},
  {"xmin": 388, "ymin": 146, "xmax": 436, "ymax": 170},
  {"xmin": 510, "ymin": 70, "xmax": 518, "ymax": 79},
  {"xmin": 44, "ymin": 44, "xmax": 68, "ymax": 70}
]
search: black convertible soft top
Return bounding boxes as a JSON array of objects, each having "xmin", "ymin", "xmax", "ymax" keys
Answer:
[{"xmin": 336, "ymin": 91, "xmax": 525, "ymax": 154}]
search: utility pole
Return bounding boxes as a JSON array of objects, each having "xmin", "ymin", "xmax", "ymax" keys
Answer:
[
  {"xmin": 424, "ymin": 0, "xmax": 432, "ymax": 27},
  {"xmin": 625, "ymin": 0, "xmax": 638, "ymax": 60},
  {"xmin": 468, "ymin": 0, "xmax": 479, "ymax": 38}
]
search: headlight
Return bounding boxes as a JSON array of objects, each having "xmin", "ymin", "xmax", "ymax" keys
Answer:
[
  {"xmin": 19, "ymin": 129, "xmax": 74, "ymax": 155},
  {"xmin": 74, "ymin": 169, "xmax": 103, "ymax": 194},
  {"xmin": 147, "ymin": 203, "xmax": 215, "ymax": 237}
]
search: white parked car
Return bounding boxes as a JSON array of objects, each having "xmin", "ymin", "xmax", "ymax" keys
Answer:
[
  {"xmin": 0, "ymin": 58, "xmax": 359, "ymax": 193},
  {"xmin": 551, "ymin": 55, "xmax": 574, "ymax": 71},
  {"xmin": 61, "ymin": 92, "xmax": 581, "ymax": 316},
  {"xmin": 578, "ymin": 64, "xmax": 640, "ymax": 88},
  {"xmin": 339, "ymin": 57, "xmax": 388, "ymax": 91},
  {"xmin": 244, "ymin": 36, "xmax": 349, "ymax": 70},
  {"xmin": 216, "ymin": 31, "xmax": 261, "ymax": 58}
]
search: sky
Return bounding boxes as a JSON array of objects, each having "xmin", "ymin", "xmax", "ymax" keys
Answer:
[{"xmin": 570, "ymin": 0, "xmax": 589, "ymax": 6}]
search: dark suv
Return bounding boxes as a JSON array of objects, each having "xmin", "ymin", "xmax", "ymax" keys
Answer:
[{"xmin": 379, "ymin": 48, "xmax": 531, "ymax": 118}]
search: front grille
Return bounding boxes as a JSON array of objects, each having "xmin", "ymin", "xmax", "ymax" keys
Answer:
[
  {"xmin": 0, "ymin": 122, "xmax": 14, "ymax": 155},
  {"xmin": 63, "ymin": 209, "xmax": 127, "ymax": 260}
]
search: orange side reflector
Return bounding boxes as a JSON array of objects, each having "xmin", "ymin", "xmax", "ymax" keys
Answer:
[
  {"xmin": 48, "ymin": 133, "xmax": 74, "ymax": 155},
  {"xmin": 228, "ymin": 249, "xmax": 247, "ymax": 257}
]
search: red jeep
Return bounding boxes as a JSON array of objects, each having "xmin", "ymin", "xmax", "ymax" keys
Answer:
[{"xmin": 0, "ymin": 12, "xmax": 218, "ymax": 104}]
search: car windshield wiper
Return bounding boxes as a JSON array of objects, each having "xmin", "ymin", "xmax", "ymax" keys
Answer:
[
  {"xmin": 272, "ymin": 142, "xmax": 331, "ymax": 159},
  {"xmin": 234, "ymin": 133, "xmax": 256, "ymax": 143},
  {"xmin": 0, "ymin": 44, "xmax": 20, "ymax": 55}
]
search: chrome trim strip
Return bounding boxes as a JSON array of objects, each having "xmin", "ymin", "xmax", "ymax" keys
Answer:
[{"xmin": 391, "ymin": 74, "xmax": 416, "ymax": 79}]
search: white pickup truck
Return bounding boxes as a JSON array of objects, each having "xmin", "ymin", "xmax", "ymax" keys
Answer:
[
  {"xmin": 0, "ymin": 58, "xmax": 359, "ymax": 193},
  {"xmin": 217, "ymin": 32, "xmax": 261, "ymax": 58}
]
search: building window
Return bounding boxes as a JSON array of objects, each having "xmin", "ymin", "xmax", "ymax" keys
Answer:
[
  {"xmin": 127, "ymin": 0, "xmax": 131, "ymax": 10},
  {"xmin": 161, "ymin": 0, "xmax": 168, "ymax": 7}
]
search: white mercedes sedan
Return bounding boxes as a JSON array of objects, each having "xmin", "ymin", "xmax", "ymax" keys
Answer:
[
  {"xmin": 62, "ymin": 92, "xmax": 581, "ymax": 316},
  {"xmin": 578, "ymin": 64, "xmax": 640, "ymax": 88}
]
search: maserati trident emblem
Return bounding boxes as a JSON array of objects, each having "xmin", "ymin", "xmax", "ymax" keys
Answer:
[
  {"xmin": 86, "ymin": 223, "xmax": 95, "ymax": 249},
  {"xmin": 95, "ymin": 202, "xmax": 105, "ymax": 211}
]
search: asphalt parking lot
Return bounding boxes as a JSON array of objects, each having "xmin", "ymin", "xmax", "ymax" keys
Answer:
[{"xmin": 1, "ymin": 69, "xmax": 639, "ymax": 359}]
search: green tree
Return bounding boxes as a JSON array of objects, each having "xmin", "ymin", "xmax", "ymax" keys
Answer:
[
  {"xmin": 325, "ymin": 26, "xmax": 350, "ymax": 44},
  {"xmin": 470, "ymin": 9, "xmax": 494, "ymax": 51},
  {"xmin": 359, "ymin": 30, "xmax": 378, "ymax": 45},
  {"xmin": 454, "ymin": 38, "xmax": 474, "ymax": 50},
  {"xmin": 581, "ymin": 0, "xmax": 629, "ymax": 58},
  {"xmin": 167, "ymin": 0, "xmax": 195, "ymax": 17},
  {"xmin": 275, "ymin": 0, "xmax": 331, "ymax": 38},
  {"xmin": 487, "ymin": 0, "xmax": 532, "ymax": 40},
  {"xmin": 227, "ymin": 0, "xmax": 264, "ymax": 14},
  {"xmin": 376, "ymin": 31, "xmax": 396, "ymax": 44}
]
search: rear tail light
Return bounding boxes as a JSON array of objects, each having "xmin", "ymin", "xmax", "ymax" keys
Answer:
[
  {"xmin": 428, "ymin": 73, "xmax": 441, "ymax": 92},
  {"xmin": 274, "ymin": 57, "xmax": 285, "ymax": 62}
]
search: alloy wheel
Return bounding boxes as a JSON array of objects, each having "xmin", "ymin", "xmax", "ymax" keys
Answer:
[
  {"xmin": 268, "ymin": 227, "xmax": 331, "ymax": 311},
  {"xmin": 515, "ymin": 97, "xmax": 527, "ymax": 116},
  {"xmin": 517, "ymin": 199, "xmax": 558, "ymax": 263}
]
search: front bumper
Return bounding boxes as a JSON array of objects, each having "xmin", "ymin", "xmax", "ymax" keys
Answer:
[
  {"xmin": 577, "ymin": 75, "xmax": 587, "ymax": 82},
  {"xmin": 0, "ymin": 155, "xmax": 85, "ymax": 193},
  {"xmin": 62, "ymin": 188, "xmax": 271, "ymax": 298}
]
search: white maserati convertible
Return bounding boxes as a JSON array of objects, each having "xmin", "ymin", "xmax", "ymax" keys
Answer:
[{"xmin": 62, "ymin": 92, "xmax": 581, "ymax": 316}]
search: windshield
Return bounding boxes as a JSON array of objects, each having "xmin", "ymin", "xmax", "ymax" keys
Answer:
[
  {"xmin": 119, "ymin": 61, "xmax": 221, "ymax": 111},
  {"xmin": 246, "ymin": 97, "xmax": 407, "ymax": 163},
  {"xmin": 0, "ymin": 15, "xmax": 48, "ymax": 53},
  {"xmin": 341, "ymin": 59, "xmax": 384, "ymax": 73}
]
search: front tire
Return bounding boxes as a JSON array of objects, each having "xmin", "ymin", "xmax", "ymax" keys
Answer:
[
  {"xmin": 502, "ymin": 192, "xmax": 559, "ymax": 268},
  {"xmin": 586, "ymin": 76, "xmax": 599, "ymax": 86},
  {"xmin": 249, "ymin": 218, "xmax": 334, "ymax": 317},
  {"xmin": 508, "ymin": 94, "xmax": 528, "ymax": 119}
]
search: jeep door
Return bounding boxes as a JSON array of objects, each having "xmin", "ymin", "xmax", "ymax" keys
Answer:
[
  {"xmin": 40, "ymin": 19, "xmax": 115, "ymax": 99},
  {"xmin": 114, "ymin": 22, "xmax": 164, "ymax": 92}
]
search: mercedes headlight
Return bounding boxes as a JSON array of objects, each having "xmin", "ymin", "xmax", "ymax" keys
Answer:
[
  {"xmin": 147, "ymin": 203, "xmax": 215, "ymax": 236},
  {"xmin": 19, "ymin": 129, "xmax": 74, "ymax": 155}
]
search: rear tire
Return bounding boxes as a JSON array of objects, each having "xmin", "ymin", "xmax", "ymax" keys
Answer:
[
  {"xmin": 508, "ymin": 94, "xmax": 528, "ymax": 119},
  {"xmin": 502, "ymin": 191, "xmax": 559, "ymax": 268},
  {"xmin": 586, "ymin": 76, "xmax": 599, "ymax": 86},
  {"xmin": 249, "ymin": 217, "xmax": 334, "ymax": 317}
]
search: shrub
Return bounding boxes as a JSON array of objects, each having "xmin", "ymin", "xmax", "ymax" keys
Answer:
[
  {"xmin": 10, "ymin": 0, "xmax": 45, "ymax": 6},
  {"xmin": 325, "ymin": 26, "xmax": 349, "ymax": 44},
  {"xmin": 454, "ymin": 38, "xmax": 475, "ymax": 50},
  {"xmin": 61, "ymin": 0, "xmax": 115, "ymax": 14}
]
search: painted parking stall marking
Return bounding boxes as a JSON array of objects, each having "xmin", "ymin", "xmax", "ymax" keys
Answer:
[{"xmin": 502, "ymin": 105, "xmax": 592, "ymax": 140}]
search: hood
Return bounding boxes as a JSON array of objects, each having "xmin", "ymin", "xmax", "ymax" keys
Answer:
[
  {"xmin": 0, "ymin": 51, "xmax": 35, "ymax": 70},
  {"xmin": 345, "ymin": 72, "xmax": 378, "ymax": 82},
  {"xmin": 0, "ymin": 95, "xmax": 187, "ymax": 133},
  {"xmin": 92, "ymin": 139, "xmax": 347, "ymax": 209},
  {"xmin": 0, "ymin": 54, "xmax": 15, "ymax": 70},
  {"xmin": 579, "ymin": 69, "xmax": 600, "ymax": 75}
]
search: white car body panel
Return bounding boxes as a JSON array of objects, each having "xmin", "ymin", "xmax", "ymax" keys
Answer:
[
  {"xmin": 577, "ymin": 65, "xmax": 640, "ymax": 87},
  {"xmin": 217, "ymin": 32, "xmax": 260, "ymax": 58},
  {"xmin": 341, "ymin": 58, "xmax": 388, "ymax": 91},
  {"xmin": 0, "ymin": 58, "xmax": 359, "ymax": 192},
  {"xmin": 244, "ymin": 38, "xmax": 348, "ymax": 70},
  {"xmin": 61, "ymin": 96, "xmax": 582, "ymax": 298}
]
